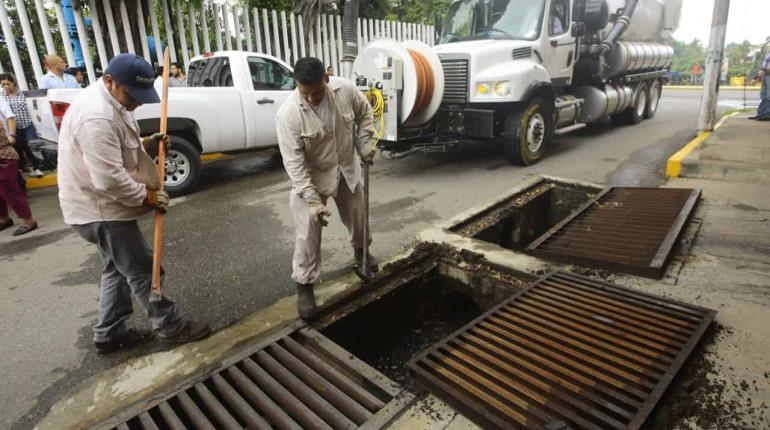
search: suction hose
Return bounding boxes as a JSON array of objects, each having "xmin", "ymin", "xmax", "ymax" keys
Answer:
[
  {"xmin": 601, "ymin": 0, "xmax": 639, "ymax": 55},
  {"xmin": 341, "ymin": 0, "xmax": 360, "ymax": 78}
]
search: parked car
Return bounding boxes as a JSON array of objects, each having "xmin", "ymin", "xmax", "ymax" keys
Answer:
[{"xmin": 25, "ymin": 51, "xmax": 296, "ymax": 195}]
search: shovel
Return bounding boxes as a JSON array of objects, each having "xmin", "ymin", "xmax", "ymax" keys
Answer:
[{"xmin": 355, "ymin": 162, "xmax": 373, "ymax": 281}]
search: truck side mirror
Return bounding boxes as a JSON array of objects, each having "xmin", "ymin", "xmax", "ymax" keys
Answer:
[{"xmin": 571, "ymin": 22, "xmax": 586, "ymax": 37}]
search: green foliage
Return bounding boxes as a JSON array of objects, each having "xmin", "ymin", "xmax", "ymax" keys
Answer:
[
  {"xmin": 671, "ymin": 39, "xmax": 705, "ymax": 75},
  {"xmin": 388, "ymin": 0, "xmax": 453, "ymax": 24}
]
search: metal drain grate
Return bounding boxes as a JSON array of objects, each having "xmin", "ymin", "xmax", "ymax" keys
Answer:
[
  {"xmin": 108, "ymin": 327, "xmax": 408, "ymax": 430},
  {"xmin": 408, "ymin": 271, "xmax": 716, "ymax": 430},
  {"xmin": 527, "ymin": 187, "xmax": 701, "ymax": 278}
]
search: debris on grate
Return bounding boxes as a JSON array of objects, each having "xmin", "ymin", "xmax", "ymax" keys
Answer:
[
  {"xmin": 408, "ymin": 271, "xmax": 716, "ymax": 430},
  {"xmin": 527, "ymin": 187, "xmax": 701, "ymax": 278},
  {"xmin": 106, "ymin": 327, "xmax": 410, "ymax": 430}
]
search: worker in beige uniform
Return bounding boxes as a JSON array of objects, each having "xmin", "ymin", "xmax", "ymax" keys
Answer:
[{"xmin": 276, "ymin": 57, "xmax": 378, "ymax": 319}]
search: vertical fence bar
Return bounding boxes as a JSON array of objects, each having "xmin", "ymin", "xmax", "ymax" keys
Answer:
[
  {"xmin": 315, "ymin": 14, "xmax": 322, "ymax": 63},
  {"xmin": 361, "ymin": 19, "xmax": 367, "ymax": 47},
  {"xmin": 357, "ymin": 18, "xmax": 362, "ymax": 48},
  {"xmin": 201, "ymin": 3, "xmax": 211, "ymax": 52},
  {"xmin": 281, "ymin": 11, "xmax": 290, "ymax": 63},
  {"xmin": 272, "ymin": 10, "xmax": 281, "ymax": 60},
  {"xmin": 33, "ymin": 0, "xmax": 55, "ymax": 54},
  {"xmin": 308, "ymin": 19, "xmax": 317, "ymax": 57},
  {"xmin": 149, "ymin": 0, "xmax": 163, "ymax": 65},
  {"xmin": 0, "ymin": 1, "xmax": 28, "ymax": 89},
  {"xmin": 321, "ymin": 15, "xmax": 330, "ymax": 67},
  {"xmin": 72, "ymin": 4, "xmax": 95, "ymax": 82},
  {"xmin": 160, "ymin": 0, "xmax": 177, "ymax": 62},
  {"xmin": 298, "ymin": 15, "xmax": 306, "ymax": 58},
  {"xmin": 222, "ymin": 4, "xmax": 232, "ymax": 50},
  {"xmin": 253, "ymin": 9, "xmax": 263, "ymax": 53},
  {"xmin": 88, "ymin": 0, "xmax": 110, "ymax": 71},
  {"xmin": 290, "ymin": 13, "xmax": 298, "ymax": 65},
  {"xmin": 55, "ymin": 1, "xmax": 76, "ymax": 67},
  {"xmin": 336, "ymin": 14, "xmax": 342, "ymax": 71},
  {"xmin": 262, "ymin": 9, "xmax": 272, "ymax": 55},
  {"xmin": 328, "ymin": 14, "xmax": 336, "ymax": 71},
  {"xmin": 175, "ymin": 0, "xmax": 189, "ymax": 67},
  {"xmin": 14, "ymin": 0, "xmax": 44, "ymax": 83},
  {"xmin": 189, "ymin": 4, "xmax": 200, "ymax": 57},
  {"xmin": 233, "ymin": 5, "xmax": 242, "ymax": 50},
  {"xmin": 118, "ymin": 0, "xmax": 135, "ymax": 54},
  {"xmin": 243, "ymin": 6, "xmax": 253, "ymax": 52},
  {"xmin": 102, "ymin": 0, "xmax": 121, "ymax": 56},
  {"xmin": 135, "ymin": 0, "xmax": 150, "ymax": 62},
  {"xmin": 214, "ymin": 4, "xmax": 224, "ymax": 51}
]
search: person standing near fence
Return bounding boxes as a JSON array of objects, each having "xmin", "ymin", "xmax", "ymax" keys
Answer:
[
  {"xmin": 1, "ymin": 73, "xmax": 44, "ymax": 177},
  {"xmin": 39, "ymin": 55, "xmax": 81, "ymax": 90}
]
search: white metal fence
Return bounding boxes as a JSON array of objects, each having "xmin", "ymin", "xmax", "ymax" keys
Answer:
[{"xmin": 0, "ymin": 0, "xmax": 435, "ymax": 90}]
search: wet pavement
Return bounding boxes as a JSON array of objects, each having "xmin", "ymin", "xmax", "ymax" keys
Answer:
[{"xmin": 0, "ymin": 89, "xmax": 760, "ymax": 429}]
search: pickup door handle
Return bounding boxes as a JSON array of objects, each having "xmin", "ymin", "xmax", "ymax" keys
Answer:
[{"xmin": 257, "ymin": 98, "xmax": 274, "ymax": 104}]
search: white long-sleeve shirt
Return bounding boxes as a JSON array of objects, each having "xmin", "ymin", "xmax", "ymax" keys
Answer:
[{"xmin": 57, "ymin": 80, "xmax": 160, "ymax": 225}]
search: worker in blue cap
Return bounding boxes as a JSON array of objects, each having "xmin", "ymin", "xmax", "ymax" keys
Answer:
[{"xmin": 57, "ymin": 54, "xmax": 211, "ymax": 353}]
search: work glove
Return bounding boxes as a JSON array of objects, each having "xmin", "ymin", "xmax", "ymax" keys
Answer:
[
  {"xmin": 304, "ymin": 191, "xmax": 331, "ymax": 227},
  {"xmin": 360, "ymin": 147, "xmax": 376, "ymax": 165},
  {"xmin": 142, "ymin": 133, "xmax": 169, "ymax": 158},
  {"xmin": 146, "ymin": 189, "xmax": 170, "ymax": 212}
]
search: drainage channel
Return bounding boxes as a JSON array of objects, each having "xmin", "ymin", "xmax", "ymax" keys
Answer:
[{"xmin": 408, "ymin": 270, "xmax": 717, "ymax": 430}]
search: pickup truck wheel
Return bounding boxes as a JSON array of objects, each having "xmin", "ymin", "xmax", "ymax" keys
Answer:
[
  {"xmin": 156, "ymin": 136, "xmax": 201, "ymax": 196},
  {"xmin": 503, "ymin": 99, "xmax": 550, "ymax": 166},
  {"xmin": 645, "ymin": 79, "xmax": 662, "ymax": 119},
  {"xmin": 611, "ymin": 82, "xmax": 648, "ymax": 126}
]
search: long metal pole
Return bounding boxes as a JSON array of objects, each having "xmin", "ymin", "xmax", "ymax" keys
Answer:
[
  {"xmin": 189, "ymin": 4, "xmax": 200, "ymax": 57},
  {"xmin": 72, "ymin": 3, "xmax": 96, "ymax": 82},
  {"xmin": 14, "ymin": 0, "xmax": 44, "ymax": 84},
  {"xmin": 33, "ymin": 0, "xmax": 56, "ymax": 54},
  {"xmin": 698, "ymin": 0, "xmax": 730, "ymax": 132},
  {"xmin": 119, "ymin": 0, "xmax": 136, "ymax": 54},
  {"xmin": 160, "ymin": 0, "xmax": 177, "ymax": 62},
  {"xmin": 102, "ymin": 0, "xmax": 121, "ymax": 56},
  {"xmin": 88, "ymin": 0, "xmax": 109, "ymax": 71},
  {"xmin": 54, "ymin": 1, "xmax": 76, "ymax": 67},
  {"xmin": 175, "ymin": 0, "xmax": 189, "ymax": 68},
  {"xmin": 136, "ymin": 0, "xmax": 151, "ymax": 63},
  {"xmin": 201, "ymin": 3, "xmax": 211, "ymax": 53},
  {"xmin": 149, "ymin": 0, "xmax": 164, "ymax": 65},
  {"xmin": 0, "ymin": 1, "xmax": 28, "ymax": 89}
]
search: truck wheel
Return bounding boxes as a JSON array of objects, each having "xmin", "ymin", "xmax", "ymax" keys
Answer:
[
  {"xmin": 158, "ymin": 136, "xmax": 201, "ymax": 196},
  {"xmin": 611, "ymin": 82, "xmax": 648, "ymax": 126},
  {"xmin": 503, "ymin": 99, "xmax": 551, "ymax": 166},
  {"xmin": 645, "ymin": 79, "xmax": 662, "ymax": 119}
]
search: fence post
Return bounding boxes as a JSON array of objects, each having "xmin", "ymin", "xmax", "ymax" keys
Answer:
[
  {"xmin": 290, "ymin": 13, "xmax": 298, "ymax": 65},
  {"xmin": 33, "ymin": 0, "xmax": 56, "ymax": 55},
  {"xmin": 298, "ymin": 15, "xmax": 306, "ymax": 58},
  {"xmin": 102, "ymin": 0, "xmax": 121, "ymax": 56},
  {"xmin": 72, "ymin": 3, "xmax": 96, "ymax": 82},
  {"xmin": 321, "ymin": 15, "xmax": 330, "ymax": 67},
  {"xmin": 281, "ymin": 11, "xmax": 290, "ymax": 63},
  {"xmin": 88, "ymin": 0, "xmax": 110, "ymax": 71},
  {"xmin": 328, "ymin": 15, "xmax": 337, "ymax": 71},
  {"xmin": 0, "ymin": 1, "xmax": 28, "ymax": 89},
  {"xmin": 336, "ymin": 14, "xmax": 342, "ymax": 71},
  {"xmin": 175, "ymin": 0, "xmax": 189, "ymax": 67},
  {"xmin": 13, "ymin": 0, "xmax": 44, "ymax": 85},
  {"xmin": 272, "ymin": 10, "xmax": 281, "ymax": 60},
  {"xmin": 233, "ymin": 5, "xmax": 242, "ymax": 50},
  {"xmin": 189, "ymin": 4, "xmax": 200, "ymax": 57},
  {"xmin": 149, "ymin": 0, "xmax": 163, "ymax": 65},
  {"xmin": 213, "ymin": 3, "xmax": 223, "ymax": 51},
  {"xmin": 54, "ymin": 1, "xmax": 76, "ymax": 67},
  {"xmin": 315, "ymin": 14, "xmax": 322, "ymax": 61},
  {"xmin": 135, "ymin": 0, "xmax": 150, "ymax": 61},
  {"xmin": 244, "ymin": 6, "xmax": 253, "ymax": 52},
  {"xmin": 201, "ymin": 3, "xmax": 211, "ymax": 53},
  {"xmin": 119, "ymin": 0, "xmax": 135, "ymax": 54},
  {"xmin": 223, "ymin": 4, "xmax": 232, "ymax": 50},
  {"xmin": 253, "ymin": 8, "xmax": 263, "ymax": 53},
  {"xmin": 262, "ymin": 9, "xmax": 272, "ymax": 56},
  {"xmin": 160, "ymin": 0, "xmax": 178, "ymax": 62}
]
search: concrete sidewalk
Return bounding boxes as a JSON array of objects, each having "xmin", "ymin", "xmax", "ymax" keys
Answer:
[{"xmin": 679, "ymin": 114, "xmax": 770, "ymax": 182}]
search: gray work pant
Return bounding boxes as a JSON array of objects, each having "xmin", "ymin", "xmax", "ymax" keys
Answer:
[
  {"xmin": 72, "ymin": 221, "xmax": 181, "ymax": 342},
  {"xmin": 290, "ymin": 178, "xmax": 369, "ymax": 285}
]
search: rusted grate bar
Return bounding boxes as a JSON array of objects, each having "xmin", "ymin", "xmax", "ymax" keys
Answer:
[
  {"xmin": 408, "ymin": 271, "xmax": 716, "ymax": 430},
  {"xmin": 106, "ymin": 327, "xmax": 407, "ymax": 430},
  {"xmin": 527, "ymin": 187, "xmax": 701, "ymax": 278}
]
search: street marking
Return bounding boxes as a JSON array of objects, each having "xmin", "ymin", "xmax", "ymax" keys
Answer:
[
  {"xmin": 26, "ymin": 173, "xmax": 58, "ymax": 190},
  {"xmin": 666, "ymin": 112, "xmax": 738, "ymax": 177},
  {"xmin": 201, "ymin": 153, "xmax": 232, "ymax": 161}
]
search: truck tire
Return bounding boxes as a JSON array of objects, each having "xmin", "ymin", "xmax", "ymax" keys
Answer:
[
  {"xmin": 158, "ymin": 136, "xmax": 201, "ymax": 196},
  {"xmin": 645, "ymin": 79, "xmax": 662, "ymax": 119},
  {"xmin": 503, "ymin": 99, "xmax": 551, "ymax": 166},
  {"xmin": 611, "ymin": 82, "xmax": 648, "ymax": 126}
]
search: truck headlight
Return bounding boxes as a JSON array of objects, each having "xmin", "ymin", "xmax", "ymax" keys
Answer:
[{"xmin": 475, "ymin": 81, "xmax": 511, "ymax": 97}]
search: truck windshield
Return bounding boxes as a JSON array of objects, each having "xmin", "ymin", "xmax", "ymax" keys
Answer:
[{"xmin": 440, "ymin": 0, "xmax": 545, "ymax": 43}]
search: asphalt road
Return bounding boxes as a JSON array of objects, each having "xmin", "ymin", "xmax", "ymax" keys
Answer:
[{"xmin": 0, "ymin": 88, "xmax": 761, "ymax": 429}]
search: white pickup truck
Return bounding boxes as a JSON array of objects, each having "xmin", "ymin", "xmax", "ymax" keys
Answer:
[{"xmin": 26, "ymin": 51, "xmax": 296, "ymax": 195}]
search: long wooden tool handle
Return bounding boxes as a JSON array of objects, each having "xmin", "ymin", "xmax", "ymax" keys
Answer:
[{"xmin": 151, "ymin": 48, "xmax": 171, "ymax": 301}]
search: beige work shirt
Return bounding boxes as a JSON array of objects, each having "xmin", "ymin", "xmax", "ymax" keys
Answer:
[
  {"xmin": 58, "ymin": 79, "xmax": 160, "ymax": 225},
  {"xmin": 276, "ymin": 77, "xmax": 375, "ymax": 200}
]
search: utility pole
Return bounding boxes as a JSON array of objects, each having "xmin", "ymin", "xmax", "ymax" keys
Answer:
[{"xmin": 698, "ymin": 0, "xmax": 730, "ymax": 132}]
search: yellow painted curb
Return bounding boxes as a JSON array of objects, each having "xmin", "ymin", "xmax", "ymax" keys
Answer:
[
  {"xmin": 201, "ymin": 153, "xmax": 231, "ymax": 161},
  {"xmin": 26, "ymin": 173, "xmax": 58, "ymax": 190},
  {"xmin": 665, "ymin": 112, "xmax": 739, "ymax": 177}
]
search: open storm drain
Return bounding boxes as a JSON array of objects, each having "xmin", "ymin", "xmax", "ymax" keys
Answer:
[
  {"xmin": 527, "ymin": 187, "xmax": 701, "ymax": 278},
  {"xmin": 107, "ymin": 327, "xmax": 407, "ymax": 430},
  {"xmin": 408, "ymin": 271, "xmax": 716, "ymax": 430}
]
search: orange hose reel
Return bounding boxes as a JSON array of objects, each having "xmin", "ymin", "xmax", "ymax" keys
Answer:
[{"xmin": 407, "ymin": 48, "xmax": 435, "ymax": 120}]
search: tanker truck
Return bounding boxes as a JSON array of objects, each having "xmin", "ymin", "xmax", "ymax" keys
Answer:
[{"xmin": 353, "ymin": 0, "xmax": 683, "ymax": 165}]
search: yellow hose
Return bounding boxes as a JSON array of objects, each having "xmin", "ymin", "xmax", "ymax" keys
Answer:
[{"xmin": 364, "ymin": 87, "xmax": 385, "ymax": 149}]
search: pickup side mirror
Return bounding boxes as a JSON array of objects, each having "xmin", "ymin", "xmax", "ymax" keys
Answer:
[{"xmin": 571, "ymin": 22, "xmax": 586, "ymax": 38}]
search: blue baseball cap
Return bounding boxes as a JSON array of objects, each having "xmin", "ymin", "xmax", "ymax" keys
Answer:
[{"xmin": 104, "ymin": 54, "xmax": 160, "ymax": 104}]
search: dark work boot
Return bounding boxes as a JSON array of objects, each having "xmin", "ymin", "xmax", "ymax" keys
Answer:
[
  {"xmin": 296, "ymin": 283, "xmax": 317, "ymax": 320},
  {"xmin": 94, "ymin": 328, "xmax": 154, "ymax": 354},
  {"xmin": 354, "ymin": 248, "xmax": 380, "ymax": 275},
  {"xmin": 158, "ymin": 320, "xmax": 212, "ymax": 344}
]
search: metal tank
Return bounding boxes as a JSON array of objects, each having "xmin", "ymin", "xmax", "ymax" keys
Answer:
[
  {"xmin": 573, "ymin": 85, "xmax": 634, "ymax": 123},
  {"xmin": 603, "ymin": 0, "xmax": 683, "ymax": 42},
  {"xmin": 606, "ymin": 42, "xmax": 674, "ymax": 76}
]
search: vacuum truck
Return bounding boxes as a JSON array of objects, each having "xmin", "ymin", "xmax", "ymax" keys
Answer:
[{"xmin": 353, "ymin": 0, "xmax": 683, "ymax": 165}]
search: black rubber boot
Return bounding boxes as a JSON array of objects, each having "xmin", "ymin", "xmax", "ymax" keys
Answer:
[
  {"xmin": 158, "ymin": 320, "xmax": 212, "ymax": 344},
  {"xmin": 296, "ymin": 283, "xmax": 316, "ymax": 319},
  {"xmin": 354, "ymin": 248, "xmax": 380, "ymax": 275},
  {"xmin": 94, "ymin": 328, "xmax": 154, "ymax": 354}
]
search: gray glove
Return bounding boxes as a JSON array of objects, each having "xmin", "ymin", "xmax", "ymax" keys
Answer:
[
  {"xmin": 360, "ymin": 147, "xmax": 376, "ymax": 165},
  {"xmin": 304, "ymin": 190, "xmax": 331, "ymax": 227},
  {"xmin": 142, "ymin": 133, "xmax": 169, "ymax": 157},
  {"xmin": 146, "ymin": 189, "xmax": 170, "ymax": 212}
]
